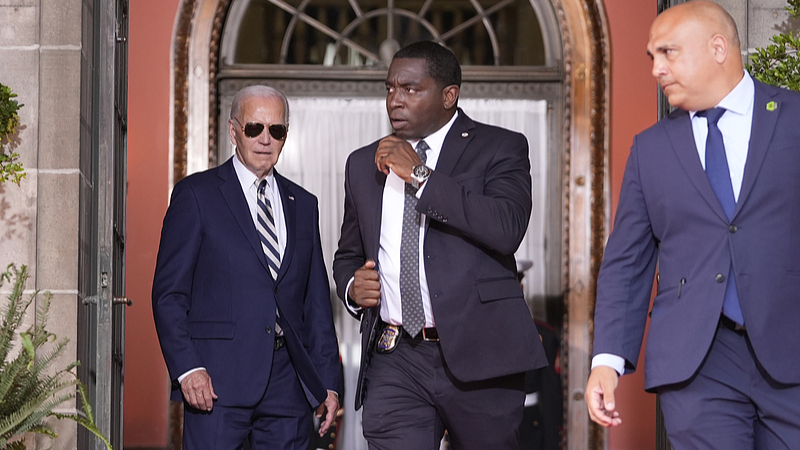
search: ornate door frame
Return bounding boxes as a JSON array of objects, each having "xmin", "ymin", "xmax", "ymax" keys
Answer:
[{"xmin": 169, "ymin": 0, "xmax": 611, "ymax": 447}]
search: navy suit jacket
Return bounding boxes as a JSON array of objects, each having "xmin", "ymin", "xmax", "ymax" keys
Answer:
[
  {"xmin": 333, "ymin": 110, "xmax": 548, "ymax": 409},
  {"xmin": 152, "ymin": 157, "xmax": 340, "ymax": 408},
  {"xmin": 593, "ymin": 80, "xmax": 800, "ymax": 390}
]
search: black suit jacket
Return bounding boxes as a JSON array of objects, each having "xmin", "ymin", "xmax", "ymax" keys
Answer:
[
  {"xmin": 152, "ymin": 157, "xmax": 340, "ymax": 407},
  {"xmin": 333, "ymin": 110, "xmax": 548, "ymax": 408}
]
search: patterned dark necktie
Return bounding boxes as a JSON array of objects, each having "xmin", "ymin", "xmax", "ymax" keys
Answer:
[
  {"xmin": 399, "ymin": 140, "xmax": 429, "ymax": 337},
  {"xmin": 698, "ymin": 108, "xmax": 744, "ymax": 325}
]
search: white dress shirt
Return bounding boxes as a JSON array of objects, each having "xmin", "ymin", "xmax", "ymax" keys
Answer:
[
  {"xmin": 345, "ymin": 112, "xmax": 459, "ymax": 328},
  {"xmin": 233, "ymin": 153, "xmax": 287, "ymax": 260},
  {"xmin": 592, "ymin": 72, "xmax": 754, "ymax": 375}
]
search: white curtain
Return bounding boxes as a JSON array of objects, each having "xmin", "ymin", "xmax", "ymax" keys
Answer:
[
  {"xmin": 222, "ymin": 97, "xmax": 548, "ymax": 450},
  {"xmin": 277, "ymin": 97, "xmax": 549, "ymax": 300}
]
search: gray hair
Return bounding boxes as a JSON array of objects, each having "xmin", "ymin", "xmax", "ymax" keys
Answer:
[{"xmin": 230, "ymin": 85, "xmax": 290, "ymax": 124}]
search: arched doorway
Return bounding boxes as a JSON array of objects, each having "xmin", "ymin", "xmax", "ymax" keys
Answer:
[{"xmin": 171, "ymin": 0, "xmax": 610, "ymax": 447}]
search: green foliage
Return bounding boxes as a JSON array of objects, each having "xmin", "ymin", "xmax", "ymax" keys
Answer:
[
  {"xmin": 0, "ymin": 83, "xmax": 25, "ymax": 185},
  {"xmin": 747, "ymin": 0, "xmax": 800, "ymax": 92},
  {"xmin": 0, "ymin": 265, "xmax": 111, "ymax": 450}
]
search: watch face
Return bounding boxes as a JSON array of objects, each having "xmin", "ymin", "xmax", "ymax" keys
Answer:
[{"xmin": 413, "ymin": 165, "xmax": 431, "ymax": 178}]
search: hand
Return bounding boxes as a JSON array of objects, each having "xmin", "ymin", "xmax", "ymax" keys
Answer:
[
  {"xmin": 349, "ymin": 260, "xmax": 381, "ymax": 308},
  {"xmin": 375, "ymin": 135, "xmax": 421, "ymax": 182},
  {"xmin": 316, "ymin": 391, "xmax": 340, "ymax": 436},
  {"xmin": 180, "ymin": 369, "xmax": 218, "ymax": 411},
  {"xmin": 586, "ymin": 365, "xmax": 622, "ymax": 427}
]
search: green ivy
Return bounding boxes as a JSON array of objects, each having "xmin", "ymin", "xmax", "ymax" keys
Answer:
[
  {"xmin": 0, "ymin": 83, "xmax": 25, "ymax": 185},
  {"xmin": 747, "ymin": 0, "xmax": 800, "ymax": 92}
]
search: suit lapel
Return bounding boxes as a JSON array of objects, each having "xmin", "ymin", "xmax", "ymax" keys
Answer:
[
  {"xmin": 218, "ymin": 159, "xmax": 271, "ymax": 274},
  {"xmin": 735, "ymin": 81, "xmax": 779, "ymax": 218},
  {"xmin": 434, "ymin": 110, "xmax": 476, "ymax": 177},
  {"xmin": 275, "ymin": 171, "xmax": 295, "ymax": 283},
  {"xmin": 664, "ymin": 110, "xmax": 730, "ymax": 222}
]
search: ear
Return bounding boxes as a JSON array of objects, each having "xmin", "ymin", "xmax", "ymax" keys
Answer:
[
  {"xmin": 228, "ymin": 119, "xmax": 238, "ymax": 146},
  {"xmin": 443, "ymin": 85, "xmax": 460, "ymax": 110},
  {"xmin": 710, "ymin": 34, "xmax": 728, "ymax": 64}
]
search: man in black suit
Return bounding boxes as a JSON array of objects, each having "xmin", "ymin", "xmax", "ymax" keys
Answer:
[{"xmin": 333, "ymin": 41, "xmax": 547, "ymax": 450}]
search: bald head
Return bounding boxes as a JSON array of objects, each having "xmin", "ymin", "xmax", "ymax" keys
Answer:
[
  {"xmin": 647, "ymin": 0, "xmax": 744, "ymax": 111},
  {"xmin": 662, "ymin": 1, "xmax": 740, "ymax": 49}
]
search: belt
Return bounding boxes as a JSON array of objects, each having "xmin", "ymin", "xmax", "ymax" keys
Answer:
[
  {"xmin": 274, "ymin": 335, "xmax": 286, "ymax": 350},
  {"xmin": 402, "ymin": 326, "xmax": 439, "ymax": 342},
  {"xmin": 719, "ymin": 315, "xmax": 747, "ymax": 334}
]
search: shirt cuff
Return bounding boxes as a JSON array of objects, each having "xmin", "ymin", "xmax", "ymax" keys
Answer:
[
  {"xmin": 344, "ymin": 277, "xmax": 363, "ymax": 314},
  {"xmin": 177, "ymin": 367, "xmax": 206, "ymax": 383},
  {"xmin": 591, "ymin": 353, "xmax": 625, "ymax": 376},
  {"xmin": 415, "ymin": 176, "xmax": 429, "ymax": 197}
]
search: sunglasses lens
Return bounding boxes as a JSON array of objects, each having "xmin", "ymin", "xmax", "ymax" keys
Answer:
[
  {"xmin": 268, "ymin": 124, "xmax": 288, "ymax": 140},
  {"xmin": 243, "ymin": 122, "xmax": 264, "ymax": 138}
]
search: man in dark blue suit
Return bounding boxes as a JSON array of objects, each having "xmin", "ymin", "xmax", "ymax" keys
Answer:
[
  {"xmin": 333, "ymin": 41, "xmax": 547, "ymax": 450},
  {"xmin": 153, "ymin": 85, "xmax": 340, "ymax": 449},
  {"xmin": 587, "ymin": 2, "xmax": 800, "ymax": 448}
]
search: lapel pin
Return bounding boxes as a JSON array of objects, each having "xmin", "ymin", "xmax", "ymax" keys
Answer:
[
  {"xmin": 461, "ymin": 132, "xmax": 469, "ymax": 138},
  {"xmin": 288, "ymin": 195, "xmax": 295, "ymax": 201},
  {"xmin": 766, "ymin": 101, "xmax": 777, "ymax": 112}
]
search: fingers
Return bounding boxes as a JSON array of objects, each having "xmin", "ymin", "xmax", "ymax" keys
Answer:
[
  {"xmin": 350, "ymin": 259, "xmax": 381, "ymax": 308},
  {"xmin": 375, "ymin": 136, "xmax": 419, "ymax": 179},
  {"xmin": 180, "ymin": 370, "xmax": 218, "ymax": 411},
  {"xmin": 586, "ymin": 366, "xmax": 622, "ymax": 427},
  {"xmin": 317, "ymin": 392, "xmax": 339, "ymax": 436}
]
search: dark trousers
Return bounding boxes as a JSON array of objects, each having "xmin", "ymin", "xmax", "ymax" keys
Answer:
[
  {"xmin": 183, "ymin": 346, "xmax": 312, "ymax": 450},
  {"xmin": 362, "ymin": 334, "xmax": 525, "ymax": 450},
  {"xmin": 659, "ymin": 322, "xmax": 800, "ymax": 450}
]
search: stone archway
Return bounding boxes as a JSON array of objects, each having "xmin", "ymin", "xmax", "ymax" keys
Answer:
[{"xmin": 170, "ymin": 0, "xmax": 610, "ymax": 448}]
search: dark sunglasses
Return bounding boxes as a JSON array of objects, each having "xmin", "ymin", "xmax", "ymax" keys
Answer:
[{"xmin": 235, "ymin": 119, "xmax": 288, "ymax": 140}]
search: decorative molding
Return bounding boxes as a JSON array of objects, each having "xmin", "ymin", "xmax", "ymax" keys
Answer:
[
  {"xmin": 207, "ymin": 0, "xmax": 233, "ymax": 168},
  {"xmin": 217, "ymin": 78, "xmax": 562, "ymax": 99},
  {"xmin": 173, "ymin": 0, "xmax": 198, "ymax": 183},
  {"xmin": 552, "ymin": 2, "xmax": 574, "ymax": 449},
  {"xmin": 586, "ymin": 1, "xmax": 610, "ymax": 448}
]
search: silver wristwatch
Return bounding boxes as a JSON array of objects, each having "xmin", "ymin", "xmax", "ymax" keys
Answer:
[{"xmin": 410, "ymin": 164, "xmax": 432, "ymax": 189}]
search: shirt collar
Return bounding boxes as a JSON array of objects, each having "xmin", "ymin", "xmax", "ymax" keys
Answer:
[
  {"xmin": 408, "ymin": 110, "xmax": 459, "ymax": 151},
  {"xmin": 232, "ymin": 152, "xmax": 275, "ymax": 192},
  {"xmin": 690, "ymin": 71, "xmax": 754, "ymax": 119}
]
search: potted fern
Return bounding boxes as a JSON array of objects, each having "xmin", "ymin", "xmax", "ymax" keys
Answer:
[
  {"xmin": 0, "ymin": 83, "xmax": 110, "ymax": 449},
  {"xmin": 0, "ymin": 265, "xmax": 110, "ymax": 449}
]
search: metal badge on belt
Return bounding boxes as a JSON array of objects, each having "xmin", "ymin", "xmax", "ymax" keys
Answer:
[{"xmin": 376, "ymin": 324, "xmax": 400, "ymax": 354}]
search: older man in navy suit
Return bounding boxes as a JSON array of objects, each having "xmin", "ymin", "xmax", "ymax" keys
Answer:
[
  {"xmin": 333, "ymin": 41, "xmax": 547, "ymax": 450},
  {"xmin": 587, "ymin": 2, "xmax": 800, "ymax": 448},
  {"xmin": 153, "ymin": 85, "xmax": 340, "ymax": 449}
]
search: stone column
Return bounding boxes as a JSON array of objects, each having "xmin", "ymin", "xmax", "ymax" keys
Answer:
[{"xmin": 0, "ymin": 0, "xmax": 83, "ymax": 448}]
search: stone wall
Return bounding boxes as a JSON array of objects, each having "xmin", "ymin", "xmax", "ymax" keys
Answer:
[{"xmin": 0, "ymin": 0, "xmax": 83, "ymax": 448}]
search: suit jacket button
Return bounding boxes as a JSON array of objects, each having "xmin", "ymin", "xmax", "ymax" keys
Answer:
[
  {"xmin": 715, "ymin": 273, "xmax": 725, "ymax": 283},
  {"xmin": 274, "ymin": 286, "xmax": 278, "ymax": 293},
  {"xmin": 265, "ymin": 326, "xmax": 273, "ymax": 334},
  {"xmin": 728, "ymin": 224, "xmax": 737, "ymax": 233}
]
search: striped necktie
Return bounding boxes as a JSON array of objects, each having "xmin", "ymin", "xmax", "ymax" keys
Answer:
[{"xmin": 257, "ymin": 179, "xmax": 281, "ymax": 279}]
